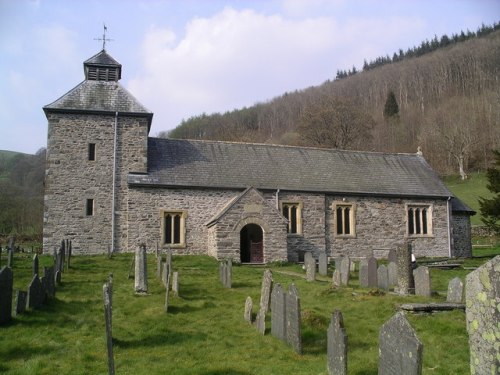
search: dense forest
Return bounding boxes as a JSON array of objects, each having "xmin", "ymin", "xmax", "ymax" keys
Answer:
[{"xmin": 166, "ymin": 26, "xmax": 500, "ymax": 177}]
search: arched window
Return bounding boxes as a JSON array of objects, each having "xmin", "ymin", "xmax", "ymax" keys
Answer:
[
  {"xmin": 161, "ymin": 210, "xmax": 187, "ymax": 247},
  {"xmin": 407, "ymin": 205, "xmax": 432, "ymax": 236},
  {"xmin": 281, "ymin": 202, "xmax": 302, "ymax": 234},
  {"xmin": 333, "ymin": 202, "xmax": 356, "ymax": 237}
]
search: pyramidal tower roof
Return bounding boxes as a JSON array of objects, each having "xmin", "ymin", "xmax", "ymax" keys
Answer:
[{"xmin": 43, "ymin": 49, "xmax": 153, "ymax": 129}]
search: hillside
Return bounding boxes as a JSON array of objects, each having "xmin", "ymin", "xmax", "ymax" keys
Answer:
[{"xmin": 168, "ymin": 29, "xmax": 500, "ymax": 176}]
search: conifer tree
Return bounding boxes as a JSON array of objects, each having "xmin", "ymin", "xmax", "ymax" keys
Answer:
[
  {"xmin": 383, "ymin": 90, "xmax": 399, "ymax": 118},
  {"xmin": 479, "ymin": 150, "xmax": 500, "ymax": 234}
]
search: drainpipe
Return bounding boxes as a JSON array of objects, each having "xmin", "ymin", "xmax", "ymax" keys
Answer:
[
  {"xmin": 275, "ymin": 189, "xmax": 280, "ymax": 210},
  {"xmin": 111, "ymin": 112, "xmax": 118, "ymax": 253},
  {"xmin": 447, "ymin": 196, "xmax": 452, "ymax": 258}
]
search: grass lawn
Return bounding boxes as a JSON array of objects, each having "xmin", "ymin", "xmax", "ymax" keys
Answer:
[{"xmin": 1, "ymin": 249, "xmax": 499, "ymax": 375}]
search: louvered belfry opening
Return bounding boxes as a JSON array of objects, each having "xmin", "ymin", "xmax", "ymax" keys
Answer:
[{"xmin": 83, "ymin": 49, "xmax": 122, "ymax": 82}]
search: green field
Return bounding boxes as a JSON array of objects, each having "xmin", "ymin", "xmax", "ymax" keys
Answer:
[{"xmin": 2, "ymin": 250, "xmax": 498, "ymax": 375}]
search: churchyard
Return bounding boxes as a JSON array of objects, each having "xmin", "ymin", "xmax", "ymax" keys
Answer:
[{"xmin": 0, "ymin": 245, "xmax": 498, "ymax": 374}]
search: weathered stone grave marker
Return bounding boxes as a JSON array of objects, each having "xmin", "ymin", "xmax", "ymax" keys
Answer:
[
  {"xmin": 396, "ymin": 242, "xmax": 414, "ymax": 295},
  {"xmin": 220, "ymin": 259, "xmax": 232, "ymax": 288},
  {"xmin": 367, "ymin": 256, "xmax": 378, "ymax": 287},
  {"xmin": 332, "ymin": 269, "xmax": 341, "ymax": 287},
  {"xmin": 0, "ymin": 266, "xmax": 13, "ymax": 324},
  {"xmin": 359, "ymin": 258, "xmax": 369, "ymax": 287},
  {"xmin": 15, "ymin": 290, "xmax": 27, "ymax": 316},
  {"xmin": 172, "ymin": 271, "xmax": 179, "ymax": 296},
  {"xmin": 7, "ymin": 248, "xmax": 13, "ymax": 268},
  {"xmin": 446, "ymin": 277, "xmax": 463, "ymax": 303},
  {"xmin": 156, "ymin": 253, "xmax": 162, "ymax": 279},
  {"xmin": 378, "ymin": 311, "xmax": 423, "ymax": 375},
  {"xmin": 244, "ymin": 296, "xmax": 253, "ymax": 323},
  {"xmin": 304, "ymin": 252, "xmax": 316, "ymax": 281},
  {"xmin": 465, "ymin": 255, "xmax": 499, "ymax": 375},
  {"xmin": 318, "ymin": 252, "xmax": 328, "ymax": 276},
  {"xmin": 44, "ymin": 266, "xmax": 55, "ymax": 299},
  {"xmin": 387, "ymin": 262, "xmax": 397, "ymax": 288},
  {"xmin": 134, "ymin": 244, "xmax": 148, "ymax": 294},
  {"xmin": 327, "ymin": 310, "xmax": 347, "ymax": 375},
  {"xmin": 27, "ymin": 275, "xmax": 44, "ymax": 310},
  {"xmin": 377, "ymin": 264, "xmax": 389, "ymax": 291},
  {"xmin": 413, "ymin": 266, "xmax": 431, "ymax": 297},
  {"xmin": 340, "ymin": 256, "xmax": 350, "ymax": 286},
  {"xmin": 255, "ymin": 309, "xmax": 266, "ymax": 335},
  {"xmin": 259, "ymin": 269, "xmax": 273, "ymax": 314},
  {"xmin": 103, "ymin": 282, "xmax": 115, "ymax": 375},
  {"xmin": 285, "ymin": 284, "xmax": 301, "ymax": 354},
  {"xmin": 387, "ymin": 248, "xmax": 397, "ymax": 263},
  {"xmin": 271, "ymin": 283, "xmax": 286, "ymax": 342},
  {"xmin": 33, "ymin": 254, "xmax": 39, "ymax": 276}
]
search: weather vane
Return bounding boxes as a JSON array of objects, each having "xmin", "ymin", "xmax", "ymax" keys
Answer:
[{"xmin": 94, "ymin": 24, "xmax": 113, "ymax": 50}]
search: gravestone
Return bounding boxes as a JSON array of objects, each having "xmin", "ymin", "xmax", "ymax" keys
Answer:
[
  {"xmin": 33, "ymin": 254, "xmax": 39, "ymax": 276},
  {"xmin": 220, "ymin": 259, "xmax": 232, "ymax": 288},
  {"xmin": 465, "ymin": 255, "xmax": 500, "ymax": 375},
  {"xmin": 304, "ymin": 252, "xmax": 316, "ymax": 282},
  {"xmin": 134, "ymin": 244, "xmax": 148, "ymax": 294},
  {"xmin": 446, "ymin": 277, "xmax": 463, "ymax": 303},
  {"xmin": 0, "ymin": 266, "xmax": 13, "ymax": 324},
  {"xmin": 156, "ymin": 254, "xmax": 162, "ymax": 279},
  {"xmin": 164, "ymin": 269, "xmax": 171, "ymax": 312},
  {"xmin": 172, "ymin": 271, "xmax": 179, "ymax": 296},
  {"xmin": 244, "ymin": 296, "xmax": 253, "ymax": 323},
  {"xmin": 15, "ymin": 290, "xmax": 27, "ymax": 316},
  {"xmin": 259, "ymin": 269, "xmax": 273, "ymax": 314},
  {"xmin": 67, "ymin": 240, "xmax": 72, "ymax": 269},
  {"xmin": 378, "ymin": 311, "xmax": 423, "ymax": 375},
  {"xmin": 7, "ymin": 248, "xmax": 13, "ymax": 268},
  {"xmin": 359, "ymin": 258, "xmax": 369, "ymax": 287},
  {"xmin": 377, "ymin": 264, "xmax": 389, "ymax": 291},
  {"xmin": 271, "ymin": 283, "xmax": 286, "ymax": 342},
  {"xmin": 55, "ymin": 269, "xmax": 61, "ymax": 285},
  {"xmin": 26, "ymin": 275, "xmax": 44, "ymax": 309},
  {"xmin": 396, "ymin": 242, "xmax": 414, "ymax": 295},
  {"xmin": 318, "ymin": 253, "xmax": 328, "ymax": 276},
  {"xmin": 340, "ymin": 257, "xmax": 350, "ymax": 286},
  {"xmin": 387, "ymin": 248, "xmax": 397, "ymax": 263},
  {"xmin": 413, "ymin": 266, "xmax": 431, "ymax": 297},
  {"xmin": 334, "ymin": 257, "xmax": 342, "ymax": 271},
  {"xmin": 40, "ymin": 275, "xmax": 48, "ymax": 303},
  {"xmin": 60, "ymin": 240, "xmax": 66, "ymax": 272},
  {"xmin": 327, "ymin": 310, "xmax": 347, "ymax": 375},
  {"xmin": 103, "ymin": 282, "xmax": 115, "ymax": 375},
  {"xmin": 255, "ymin": 308, "xmax": 266, "ymax": 335},
  {"xmin": 387, "ymin": 262, "xmax": 397, "ymax": 288},
  {"xmin": 44, "ymin": 266, "xmax": 55, "ymax": 299},
  {"xmin": 332, "ymin": 269, "xmax": 341, "ymax": 287},
  {"xmin": 162, "ymin": 261, "xmax": 168, "ymax": 287},
  {"xmin": 286, "ymin": 284, "xmax": 302, "ymax": 354},
  {"xmin": 367, "ymin": 256, "xmax": 378, "ymax": 287},
  {"xmin": 350, "ymin": 261, "xmax": 356, "ymax": 272}
]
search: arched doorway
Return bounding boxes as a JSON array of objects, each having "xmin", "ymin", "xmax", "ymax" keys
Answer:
[{"xmin": 240, "ymin": 223, "xmax": 264, "ymax": 263}]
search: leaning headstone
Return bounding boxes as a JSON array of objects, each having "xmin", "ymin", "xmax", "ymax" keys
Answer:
[
  {"xmin": 259, "ymin": 269, "xmax": 273, "ymax": 314},
  {"xmin": 172, "ymin": 271, "xmax": 179, "ymax": 296},
  {"xmin": 103, "ymin": 282, "xmax": 115, "ymax": 375},
  {"xmin": 271, "ymin": 283, "xmax": 286, "ymax": 342},
  {"xmin": 387, "ymin": 248, "xmax": 397, "ymax": 263},
  {"xmin": 164, "ymin": 269, "xmax": 171, "ymax": 313},
  {"xmin": 413, "ymin": 266, "xmax": 431, "ymax": 297},
  {"xmin": 332, "ymin": 269, "xmax": 341, "ymax": 287},
  {"xmin": 134, "ymin": 244, "xmax": 148, "ymax": 294},
  {"xmin": 318, "ymin": 253, "xmax": 328, "ymax": 276},
  {"xmin": 387, "ymin": 262, "xmax": 398, "ymax": 288},
  {"xmin": 446, "ymin": 277, "xmax": 464, "ymax": 303},
  {"xmin": 327, "ymin": 310, "xmax": 348, "ymax": 375},
  {"xmin": 286, "ymin": 284, "xmax": 302, "ymax": 354},
  {"xmin": 465, "ymin": 255, "xmax": 500, "ymax": 375},
  {"xmin": 26, "ymin": 275, "xmax": 44, "ymax": 309},
  {"xmin": 340, "ymin": 257, "xmax": 351, "ymax": 286},
  {"xmin": 244, "ymin": 296, "xmax": 253, "ymax": 323},
  {"xmin": 33, "ymin": 254, "xmax": 39, "ymax": 276},
  {"xmin": 0, "ymin": 266, "xmax": 13, "ymax": 324},
  {"xmin": 378, "ymin": 311, "xmax": 423, "ymax": 375},
  {"xmin": 367, "ymin": 256, "xmax": 378, "ymax": 287},
  {"xmin": 396, "ymin": 242, "xmax": 414, "ymax": 295},
  {"xmin": 255, "ymin": 308, "xmax": 266, "ymax": 335},
  {"xmin": 304, "ymin": 252, "xmax": 316, "ymax": 282},
  {"xmin": 377, "ymin": 264, "xmax": 389, "ymax": 291},
  {"xmin": 359, "ymin": 258, "xmax": 369, "ymax": 287},
  {"xmin": 44, "ymin": 266, "xmax": 55, "ymax": 299},
  {"xmin": 15, "ymin": 290, "xmax": 27, "ymax": 316}
]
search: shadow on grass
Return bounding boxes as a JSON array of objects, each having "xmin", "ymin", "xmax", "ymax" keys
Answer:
[
  {"xmin": 200, "ymin": 370, "xmax": 253, "ymax": 375},
  {"xmin": 113, "ymin": 330, "xmax": 207, "ymax": 348}
]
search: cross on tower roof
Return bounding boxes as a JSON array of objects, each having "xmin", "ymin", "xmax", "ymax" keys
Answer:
[{"xmin": 94, "ymin": 24, "xmax": 113, "ymax": 51}]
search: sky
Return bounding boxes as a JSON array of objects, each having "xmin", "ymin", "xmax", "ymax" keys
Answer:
[{"xmin": 1, "ymin": 0, "xmax": 499, "ymax": 154}]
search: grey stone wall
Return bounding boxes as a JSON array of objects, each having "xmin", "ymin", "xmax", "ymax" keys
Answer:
[
  {"xmin": 451, "ymin": 214, "xmax": 472, "ymax": 257},
  {"xmin": 43, "ymin": 113, "xmax": 148, "ymax": 254}
]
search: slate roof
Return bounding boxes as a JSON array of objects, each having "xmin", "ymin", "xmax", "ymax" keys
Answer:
[
  {"xmin": 84, "ymin": 50, "xmax": 121, "ymax": 67},
  {"xmin": 451, "ymin": 197, "xmax": 476, "ymax": 214},
  {"xmin": 128, "ymin": 138, "xmax": 454, "ymax": 198}
]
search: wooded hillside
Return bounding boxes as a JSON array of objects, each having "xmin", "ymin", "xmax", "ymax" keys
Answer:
[{"xmin": 167, "ymin": 29, "xmax": 500, "ymax": 176}]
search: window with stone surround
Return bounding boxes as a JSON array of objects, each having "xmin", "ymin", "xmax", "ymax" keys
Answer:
[
  {"xmin": 161, "ymin": 210, "xmax": 187, "ymax": 247},
  {"xmin": 406, "ymin": 204, "xmax": 432, "ymax": 236},
  {"xmin": 281, "ymin": 202, "xmax": 302, "ymax": 234},
  {"xmin": 333, "ymin": 202, "xmax": 356, "ymax": 237},
  {"xmin": 88, "ymin": 143, "xmax": 96, "ymax": 161},
  {"xmin": 86, "ymin": 199, "xmax": 94, "ymax": 216}
]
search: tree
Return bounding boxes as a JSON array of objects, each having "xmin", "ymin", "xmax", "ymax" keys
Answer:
[
  {"xmin": 479, "ymin": 150, "xmax": 500, "ymax": 234},
  {"xmin": 383, "ymin": 90, "xmax": 399, "ymax": 118}
]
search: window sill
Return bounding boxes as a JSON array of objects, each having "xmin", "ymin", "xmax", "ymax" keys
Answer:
[{"xmin": 163, "ymin": 243, "xmax": 186, "ymax": 249}]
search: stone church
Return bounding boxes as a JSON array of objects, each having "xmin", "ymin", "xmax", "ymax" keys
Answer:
[{"xmin": 42, "ymin": 48, "xmax": 475, "ymax": 262}]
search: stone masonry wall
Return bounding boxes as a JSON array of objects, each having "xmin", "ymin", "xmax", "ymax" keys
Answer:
[
  {"xmin": 451, "ymin": 214, "xmax": 473, "ymax": 257},
  {"xmin": 43, "ymin": 113, "xmax": 148, "ymax": 255}
]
